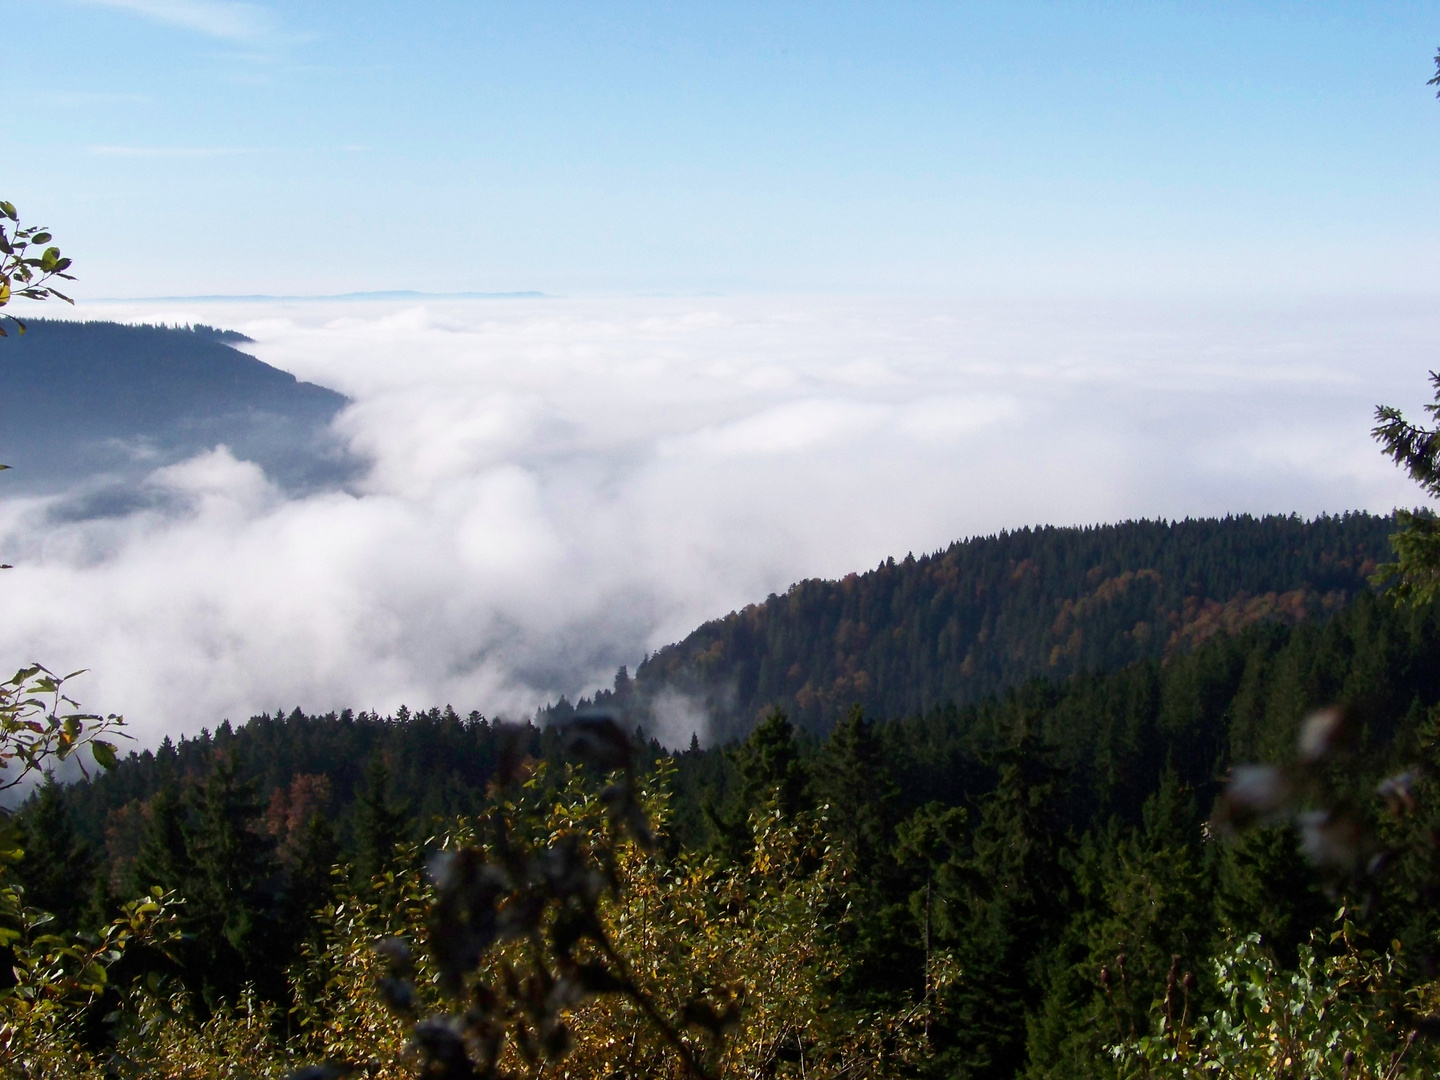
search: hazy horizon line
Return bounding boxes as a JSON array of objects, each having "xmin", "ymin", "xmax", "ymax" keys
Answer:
[{"xmin": 84, "ymin": 289, "xmax": 553, "ymax": 303}]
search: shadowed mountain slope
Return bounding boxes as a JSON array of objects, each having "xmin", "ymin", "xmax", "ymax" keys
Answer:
[
  {"xmin": 558, "ymin": 514, "xmax": 1396, "ymax": 742},
  {"xmin": 0, "ymin": 319, "xmax": 353, "ymax": 499}
]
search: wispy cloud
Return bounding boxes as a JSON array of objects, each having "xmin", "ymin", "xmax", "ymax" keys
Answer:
[
  {"xmin": 89, "ymin": 145, "xmax": 268, "ymax": 158},
  {"xmin": 53, "ymin": 91, "xmax": 154, "ymax": 107},
  {"xmin": 80, "ymin": 0, "xmax": 277, "ymax": 44},
  {"xmin": 87, "ymin": 145, "xmax": 370, "ymax": 158}
]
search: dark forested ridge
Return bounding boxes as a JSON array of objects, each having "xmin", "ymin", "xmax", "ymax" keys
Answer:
[
  {"xmin": 49, "ymin": 513, "xmax": 1402, "ymax": 868},
  {"xmin": 0, "ymin": 319, "xmax": 353, "ymax": 495},
  {"xmin": 17, "ymin": 572, "xmax": 1440, "ymax": 1077},
  {"xmin": 7, "ymin": 510, "xmax": 1433, "ymax": 1079},
  {"xmin": 561, "ymin": 513, "xmax": 1394, "ymax": 742}
]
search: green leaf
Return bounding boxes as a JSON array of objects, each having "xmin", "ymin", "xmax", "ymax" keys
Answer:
[
  {"xmin": 0, "ymin": 202, "xmax": 15, "ymax": 220},
  {"xmin": 92, "ymin": 740, "xmax": 117, "ymax": 770},
  {"xmin": 78, "ymin": 961, "xmax": 108, "ymax": 990},
  {"xmin": 30, "ymin": 232, "xmax": 50, "ymax": 245}
]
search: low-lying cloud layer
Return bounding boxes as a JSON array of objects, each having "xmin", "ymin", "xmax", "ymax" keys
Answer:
[{"xmin": 0, "ymin": 295, "xmax": 1431, "ymax": 747}]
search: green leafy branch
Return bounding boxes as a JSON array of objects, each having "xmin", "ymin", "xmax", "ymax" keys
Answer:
[
  {"xmin": 0, "ymin": 200, "xmax": 76, "ymax": 337},
  {"xmin": 0, "ymin": 885, "xmax": 183, "ymax": 1071},
  {"xmin": 0, "ymin": 664, "xmax": 128, "ymax": 802}
]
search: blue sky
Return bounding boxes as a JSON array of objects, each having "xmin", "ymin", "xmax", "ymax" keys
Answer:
[{"xmin": 8, "ymin": 1, "xmax": 1440, "ymax": 296}]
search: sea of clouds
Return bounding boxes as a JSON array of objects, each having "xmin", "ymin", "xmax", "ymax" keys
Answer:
[{"xmin": 0, "ymin": 294, "xmax": 1433, "ymax": 749}]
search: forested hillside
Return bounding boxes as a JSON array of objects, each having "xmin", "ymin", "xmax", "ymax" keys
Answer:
[
  {"xmin": 559, "ymin": 513, "xmax": 1394, "ymax": 741},
  {"xmin": 14, "ymin": 580, "xmax": 1440, "ymax": 1076},
  {"xmin": 0, "ymin": 319, "xmax": 352, "ymax": 495}
]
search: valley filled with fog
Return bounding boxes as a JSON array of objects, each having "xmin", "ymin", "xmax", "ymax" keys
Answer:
[{"xmin": 0, "ymin": 294, "xmax": 1430, "ymax": 746}]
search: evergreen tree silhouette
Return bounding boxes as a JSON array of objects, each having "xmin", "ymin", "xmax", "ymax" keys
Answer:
[
  {"xmin": 353, "ymin": 751, "xmax": 408, "ymax": 884},
  {"xmin": 16, "ymin": 776, "xmax": 95, "ymax": 931},
  {"xmin": 936, "ymin": 711, "xmax": 1065, "ymax": 1080},
  {"xmin": 184, "ymin": 751, "xmax": 282, "ymax": 1006}
]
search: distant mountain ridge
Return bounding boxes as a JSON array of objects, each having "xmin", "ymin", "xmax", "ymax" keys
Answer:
[
  {"xmin": 550, "ymin": 513, "xmax": 1396, "ymax": 742},
  {"xmin": 0, "ymin": 319, "xmax": 353, "ymax": 500},
  {"xmin": 98, "ymin": 290, "xmax": 548, "ymax": 302}
]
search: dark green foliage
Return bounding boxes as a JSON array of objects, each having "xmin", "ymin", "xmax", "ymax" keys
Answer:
[
  {"xmin": 18, "ymin": 517, "xmax": 1440, "ymax": 1077},
  {"xmin": 1371, "ymin": 371, "xmax": 1440, "ymax": 604},
  {"xmin": 1212, "ymin": 825, "xmax": 1328, "ymax": 966},
  {"xmin": 734, "ymin": 707, "xmax": 811, "ymax": 818},
  {"xmin": 1026, "ymin": 775, "xmax": 1210, "ymax": 1080},
  {"xmin": 129, "ymin": 778, "xmax": 190, "ymax": 898},
  {"xmin": 934, "ymin": 713, "xmax": 1066, "ymax": 1080},
  {"xmin": 702, "ymin": 707, "xmax": 811, "ymax": 859},
  {"xmin": 183, "ymin": 751, "xmax": 284, "ymax": 1005},
  {"xmin": 352, "ymin": 752, "xmax": 409, "ymax": 883},
  {"xmin": 15, "ymin": 778, "xmax": 95, "ymax": 930},
  {"xmin": 1373, "ymin": 509, "xmax": 1440, "ymax": 607},
  {"xmin": 815, "ymin": 706, "xmax": 916, "ymax": 1008},
  {"xmin": 893, "ymin": 800, "xmax": 966, "ymax": 1014},
  {"xmin": 581, "ymin": 514, "xmax": 1392, "ymax": 741},
  {"xmin": 273, "ymin": 780, "xmax": 339, "ymax": 931},
  {"xmin": 1373, "ymin": 372, "xmax": 1440, "ymax": 499},
  {"xmin": 60, "ymin": 707, "xmax": 526, "ymax": 860},
  {"xmin": 816, "ymin": 705, "xmax": 898, "ymax": 871}
]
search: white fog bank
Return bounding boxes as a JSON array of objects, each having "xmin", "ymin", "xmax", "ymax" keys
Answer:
[{"xmin": 0, "ymin": 294, "xmax": 1432, "ymax": 745}]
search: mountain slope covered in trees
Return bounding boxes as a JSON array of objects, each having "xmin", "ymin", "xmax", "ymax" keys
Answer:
[
  {"xmin": 16, "ymin": 576, "xmax": 1440, "ymax": 1078},
  {"xmin": 7, "ymin": 509, "xmax": 1434, "ymax": 1079},
  {"xmin": 563, "ymin": 513, "xmax": 1394, "ymax": 741},
  {"xmin": 0, "ymin": 319, "xmax": 353, "ymax": 498}
]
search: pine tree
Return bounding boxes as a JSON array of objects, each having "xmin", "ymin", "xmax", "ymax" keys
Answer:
[
  {"xmin": 130, "ymin": 778, "xmax": 191, "ymax": 896},
  {"xmin": 816, "ymin": 705, "xmax": 916, "ymax": 1008},
  {"xmin": 184, "ymin": 751, "xmax": 282, "ymax": 1004},
  {"xmin": 16, "ymin": 777, "xmax": 95, "ymax": 931},
  {"xmin": 935, "ymin": 712, "xmax": 1066, "ymax": 1080},
  {"xmin": 1372, "ymin": 372, "xmax": 1440, "ymax": 604},
  {"xmin": 267, "ymin": 773, "xmax": 339, "ymax": 929},
  {"xmin": 353, "ymin": 752, "xmax": 408, "ymax": 883},
  {"xmin": 894, "ymin": 801, "xmax": 967, "ymax": 1013},
  {"xmin": 283, "ymin": 811, "xmax": 338, "ymax": 934},
  {"xmin": 703, "ymin": 707, "xmax": 810, "ymax": 860},
  {"xmin": 1213, "ymin": 824, "xmax": 1329, "ymax": 966},
  {"xmin": 815, "ymin": 704, "xmax": 896, "ymax": 871},
  {"xmin": 734, "ymin": 706, "xmax": 810, "ymax": 817},
  {"xmin": 1025, "ymin": 772, "xmax": 1211, "ymax": 1080}
]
